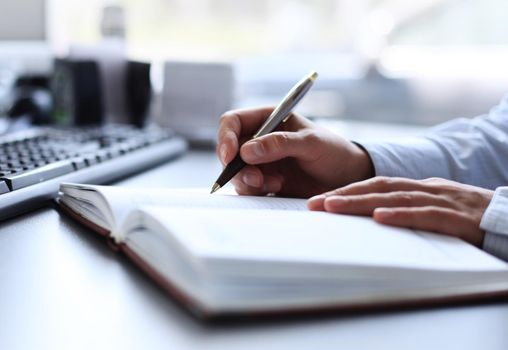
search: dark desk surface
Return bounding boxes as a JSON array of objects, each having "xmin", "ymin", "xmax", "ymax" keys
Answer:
[{"xmin": 0, "ymin": 150, "xmax": 507, "ymax": 350}]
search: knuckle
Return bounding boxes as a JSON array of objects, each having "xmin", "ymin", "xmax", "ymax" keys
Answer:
[
  {"xmin": 219, "ymin": 111, "xmax": 241, "ymax": 129},
  {"xmin": 395, "ymin": 191, "xmax": 414, "ymax": 205},
  {"xmin": 423, "ymin": 177, "xmax": 450, "ymax": 190},
  {"xmin": 271, "ymin": 133, "xmax": 291, "ymax": 151},
  {"xmin": 372, "ymin": 176, "xmax": 392, "ymax": 188},
  {"xmin": 452, "ymin": 190, "xmax": 484, "ymax": 208},
  {"xmin": 219, "ymin": 110, "xmax": 237, "ymax": 122},
  {"xmin": 218, "ymin": 131, "xmax": 237, "ymax": 151},
  {"xmin": 222, "ymin": 129, "xmax": 236, "ymax": 141},
  {"xmin": 300, "ymin": 129, "xmax": 321, "ymax": 146},
  {"xmin": 218, "ymin": 114, "xmax": 231, "ymax": 128}
]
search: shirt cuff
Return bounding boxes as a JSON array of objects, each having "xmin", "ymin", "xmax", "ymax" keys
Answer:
[
  {"xmin": 480, "ymin": 187, "xmax": 508, "ymax": 262},
  {"xmin": 357, "ymin": 138, "xmax": 450, "ymax": 179}
]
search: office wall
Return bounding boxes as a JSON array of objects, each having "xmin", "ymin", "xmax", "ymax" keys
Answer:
[
  {"xmin": 0, "ymin": 0, "xmax": 45, "ymax": 41},
  {"xmin": 8, "ymin": 0, "xmax": 508, "ymax": 125}
]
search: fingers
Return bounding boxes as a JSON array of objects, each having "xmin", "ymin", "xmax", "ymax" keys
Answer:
[
  {"xmin": 317, "ymin": 191, "xmax": 453, "ymax": 215},
  {"xmin": 240, "ymin": 129, "xmax": 321, "ymax": 165},
  {"xmin": 308, "ymin": 177, "xmax": 442, "ymax": 210},
  {"xmin": 217, "ymin": 107, "xmax": 275, "ymax": 165},
  {"xmin": 306, "ymin": 176, "xmax": 488, "ymax": 247},
  {"xmin": 373, "ymin": 207, "xmax": 483, "ymax": 246},
  {"xmin": 217, "ymin": 107, "xmax": 312, "ymax": 165},
  {"xmin": 332, "ymin": 177, "xmax": 442, "ymax": 196},
  {"xmin": 231, "ymin": 165, "xmax": 283, "ymax": 196}
]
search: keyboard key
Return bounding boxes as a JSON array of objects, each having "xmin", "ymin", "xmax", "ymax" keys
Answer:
[
  {"xmin": 95, "ymin": 150, "xmax": 110, "ymax": 162},
  {"xmin": 1, "ymin": 160, "xmax": 75, "ymax": 190},
  {"xmin": 83, "ymin": 154, "xmax": 98, "ymax": 166},
  {"xmin": 107, "ymin": 147, "xmax": 122, "ymax": 158},
  {"xmin": 71, "ymin": 158, "xmax": 87, "ymax": 170},
  {"xmin": 0, "ymin": 181, "xmax": 9, "ymax": 194}
]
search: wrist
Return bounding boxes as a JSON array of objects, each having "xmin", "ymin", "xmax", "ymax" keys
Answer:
[{"xmin": 350, "ymin": 142, "xmax": 375, "ymax": 182}]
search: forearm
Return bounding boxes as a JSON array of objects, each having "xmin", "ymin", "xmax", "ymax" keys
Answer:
[
  {"xmin": 359, "ymin": 137, "xmax": 452, "ymax": 180},
  {"xmin": 358, "ymin": 95, "xmax": 508, "ymax": 189}
]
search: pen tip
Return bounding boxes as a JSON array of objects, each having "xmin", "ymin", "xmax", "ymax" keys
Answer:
[
  {"xmin": 210, "ymin": 183, "xmax": 221, "ymax": 194},
  {"xmin": 309, "ymin": 71, "xmax": 318, "ymax": 81}
]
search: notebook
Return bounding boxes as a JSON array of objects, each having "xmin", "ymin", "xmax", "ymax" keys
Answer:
[{"xmin": 57, "ymin": 183, "xmax": 508, "ymax": 318}]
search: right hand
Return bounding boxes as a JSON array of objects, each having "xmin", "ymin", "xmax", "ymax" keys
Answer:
[{"xmin": 216, "ymin": 107, "xmax": 375, "ymax": 197}]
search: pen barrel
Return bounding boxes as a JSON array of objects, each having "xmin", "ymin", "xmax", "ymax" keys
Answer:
[
  {"xmin": 215, "ymin": 154, "xmax": 247, "ymax": 187},
  {"xmin": 254, "ymin": 79, "xmax": 314, "ymax": 138},
  {"xmin": 277, "ymin": 81, "xmax": 313, "ymax": 118}
]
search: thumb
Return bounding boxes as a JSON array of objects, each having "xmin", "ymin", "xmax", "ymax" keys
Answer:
[{"xmin": 240, "ymin": 131, "xmax": 318, "ymax": 164}]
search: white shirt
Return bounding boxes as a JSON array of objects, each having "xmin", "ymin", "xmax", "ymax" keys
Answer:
[{"xmin": 360, "ymin": 95, "xmax": 508, "ymax": 261}]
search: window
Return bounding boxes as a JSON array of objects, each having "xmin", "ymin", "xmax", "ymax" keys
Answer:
[{"xmin": 48, "ymin": 0, "xmax": 508, "ymax": 124}]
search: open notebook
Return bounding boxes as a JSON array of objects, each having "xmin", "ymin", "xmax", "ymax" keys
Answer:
[{"xmin": 58, "ymin": 183, "xmax": 508, "ymax": 318}]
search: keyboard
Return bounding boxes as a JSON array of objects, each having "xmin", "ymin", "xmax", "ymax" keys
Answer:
[{"xmin": 0, "ymin": 125, "xmax": 187, "ymax": 221}]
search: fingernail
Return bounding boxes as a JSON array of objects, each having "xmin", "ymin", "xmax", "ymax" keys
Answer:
[
  {"xmin": 244, "ymin": 141, "xmax": 264, "ymax": 159},
  {"xmin": 243, "ymin": 171, "xmax": 261, "ymax": 187},
  {"xmin": 220, "ymin": 144, "xmax": 228, "ymax": 163}
]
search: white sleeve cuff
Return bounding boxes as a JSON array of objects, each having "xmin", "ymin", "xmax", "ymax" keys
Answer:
[
  {"xmin": 480, "ymin": 187, "xmax": 508, "ymax": 261},
  {"xmin": 358, "ymin": 138, "xmax": 451, "ymax": 179}
]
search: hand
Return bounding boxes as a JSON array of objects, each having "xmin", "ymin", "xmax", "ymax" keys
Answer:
[
  {"xmin": 308, "ymin": 177, "xmax": 494, "ymax": 246},
  {"xmin": 216, "ymin": 107, "xmax": 374, "ymax": 197}
]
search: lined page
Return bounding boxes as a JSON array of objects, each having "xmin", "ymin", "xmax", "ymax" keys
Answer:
[{"xmin": 62, "ymin": 184, "xmax": 307, "ymax": 228}]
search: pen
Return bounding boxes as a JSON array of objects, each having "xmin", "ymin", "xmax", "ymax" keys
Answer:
[{"xmin": 210, "ymin": 71, "xmax": 318, "ymax": 194}]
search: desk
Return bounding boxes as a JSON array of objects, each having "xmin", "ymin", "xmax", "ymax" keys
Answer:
[{"xmin": 0, "ymin": 150, "xmax": 507, "ymax": 350}]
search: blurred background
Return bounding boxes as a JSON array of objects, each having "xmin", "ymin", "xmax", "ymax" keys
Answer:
[{"xmin": 1, "ymin": 0, "xmax": 508, "ymax": 130}]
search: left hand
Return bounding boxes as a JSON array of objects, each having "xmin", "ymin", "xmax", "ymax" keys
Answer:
[{"xmin": 307, "ymin": 177, "xmax": 494, "ymax": 247}]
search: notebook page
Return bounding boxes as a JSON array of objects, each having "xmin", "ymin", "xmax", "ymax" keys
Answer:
[
  {"xmin": 137, "ymin": 206, "xmax": 508, "ymax": 276},
  {"xmin": 63, "ymin": 184, "xmax": 307, "ymax": 229}
]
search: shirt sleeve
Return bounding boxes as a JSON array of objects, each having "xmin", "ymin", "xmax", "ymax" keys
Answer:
[
  {"xmin": 356, "ymin": 95, "xmax": 508, "ymax": 261},
  {"xmin": 481, "ymin": 187, "xmax": 508, "ymax": 262},
  {"xmin": 359, "ymin": 94, "xmax": 508, "ymax": 190}
]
